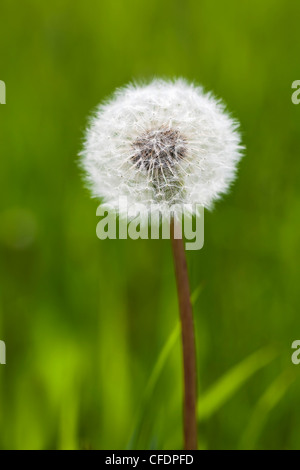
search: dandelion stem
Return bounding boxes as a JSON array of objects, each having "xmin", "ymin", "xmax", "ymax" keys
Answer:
[{"xmin": 170, "ymin": 218, "xmax": 198, "ymax": 450}]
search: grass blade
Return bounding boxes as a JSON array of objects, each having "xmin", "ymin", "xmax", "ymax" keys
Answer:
[
  {"xmin": 198, "ymin": 347, "xmax": 277, "ymax": 420},
  {"xmin": 127, "ymin": 322, "xmax": 180, "ymax": 449},
  {"xmin": 239, "ymin": 369, "xmax": 296, "ymax": 449}
]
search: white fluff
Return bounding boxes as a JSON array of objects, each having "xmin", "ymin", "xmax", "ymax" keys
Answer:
[{"xmin": 80, "ymin": 79, "xmax": 243, "ymax": 217}]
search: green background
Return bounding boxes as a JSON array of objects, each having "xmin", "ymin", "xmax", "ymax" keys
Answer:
[{"xmin": 0, "ymin": 0, "xmax": 300, "ymax": 450}]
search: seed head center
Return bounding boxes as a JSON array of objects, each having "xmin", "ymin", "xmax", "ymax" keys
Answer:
[{"xmin": 131, "ymin": 127, "xmax": 186, "ymax": 174}]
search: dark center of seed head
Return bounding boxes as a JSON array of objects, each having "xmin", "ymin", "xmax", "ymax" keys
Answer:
[{"xmin": 131, "ymin": 128, "xmax": 186, "ymax": 173}]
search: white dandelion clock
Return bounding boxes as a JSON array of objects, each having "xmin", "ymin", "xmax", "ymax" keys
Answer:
[
  {"xmin": 80, "ymin": 79, "xmax": 243, "ymax": 219},
  {"xmin": 80, "ymin": 78, "xmax": 244, "ymax": 451}
]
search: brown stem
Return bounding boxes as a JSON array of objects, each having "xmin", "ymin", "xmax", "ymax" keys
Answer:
[{"xmin": 170, "ymin": 218, "xmax": 198, "ymax": 450}]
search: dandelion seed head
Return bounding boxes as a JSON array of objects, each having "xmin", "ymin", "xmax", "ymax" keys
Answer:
[{"xmin": 80, "ymin": 79, "xmax": 243, "ymax": 217}]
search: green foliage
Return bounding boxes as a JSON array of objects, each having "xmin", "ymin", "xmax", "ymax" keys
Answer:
[{"xmin": 0, "ymin": 0, "xmax": 299, "ymax": 450}]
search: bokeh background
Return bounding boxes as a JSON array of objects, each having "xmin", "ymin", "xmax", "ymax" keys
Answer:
[{"xmin": 0, "ymin": 0, "xmax": 300, "ymax": 450}]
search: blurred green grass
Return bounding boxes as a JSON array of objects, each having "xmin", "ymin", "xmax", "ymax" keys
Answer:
[{"xmin": 0, "ymin": 0, "xmax": 300, "ymax": 450}]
